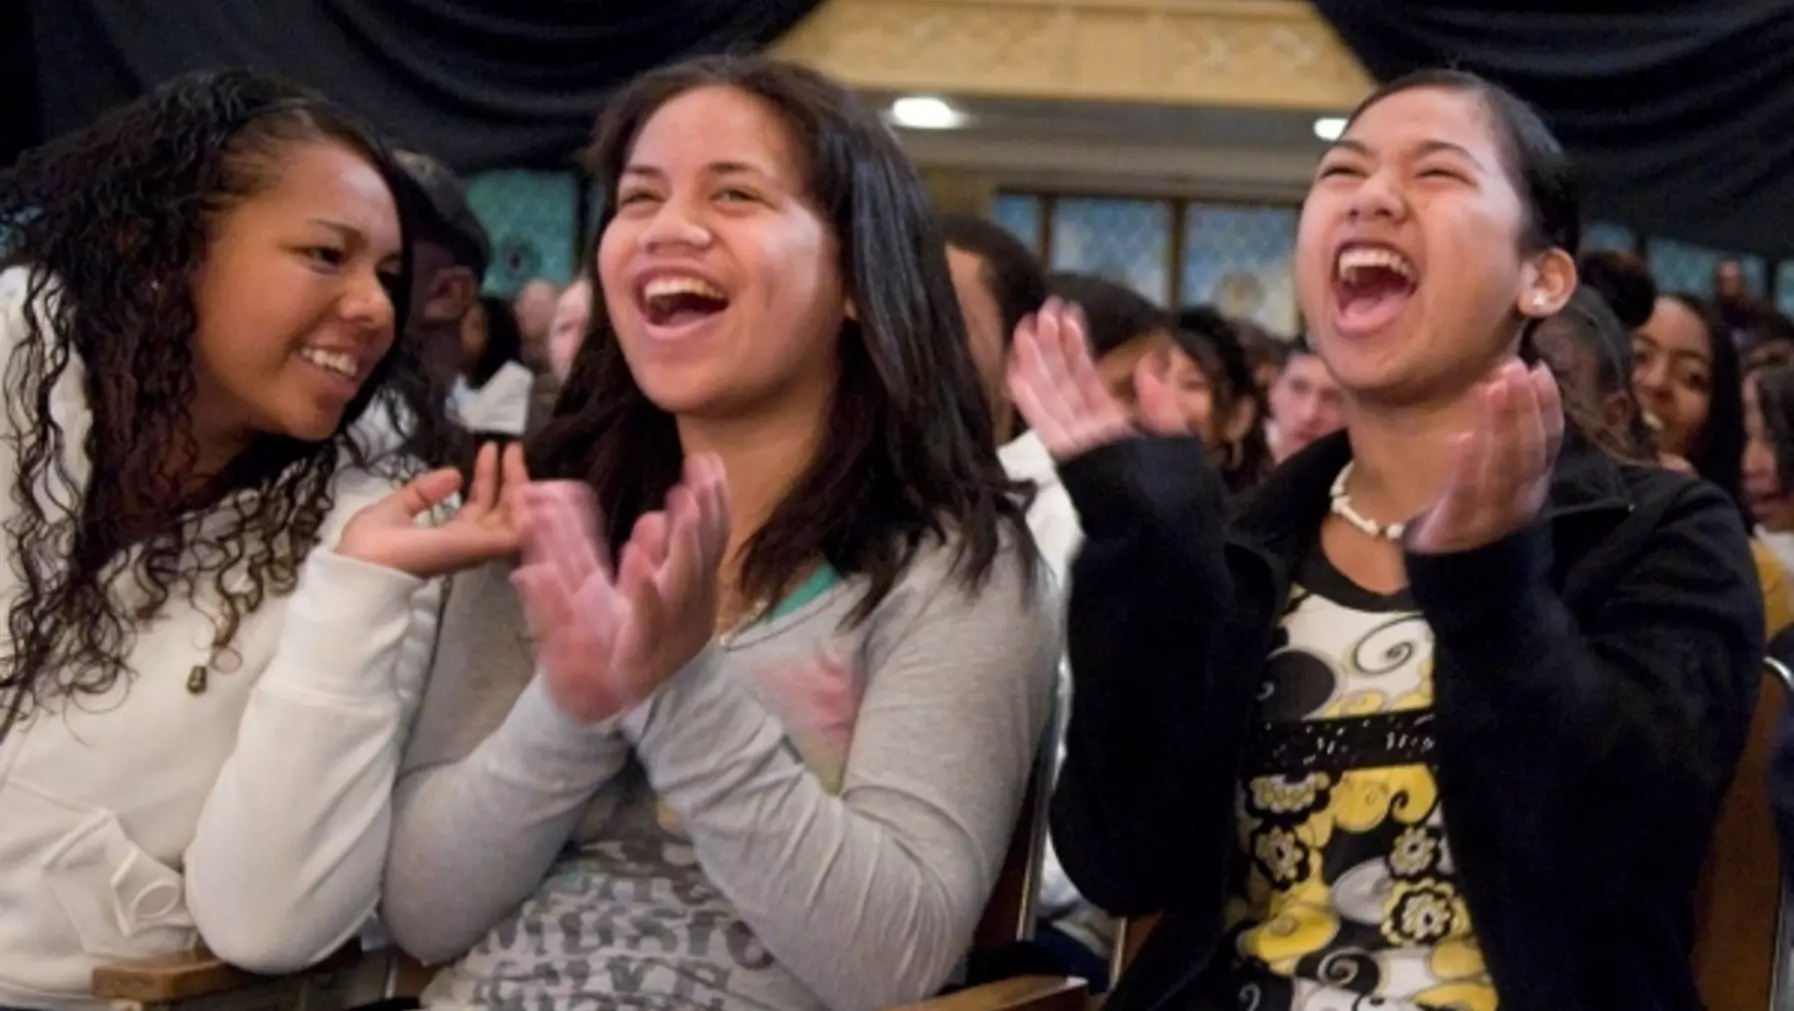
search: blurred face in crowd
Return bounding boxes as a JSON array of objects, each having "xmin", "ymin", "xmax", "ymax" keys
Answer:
[
  {"xmin": 1743, "ymin": 374, "xmax": 1794, "ymax": 531},
  {"xmin": 946, "ymin": 245, "xmax": 1010, "ymax": 433},
  {"xmin": 513, "ymin": 279, "xmax": 559, "ymax": 343},
  {"xmin": 598, "ymin": 84, "xmax": 847, "ymax": 420},
  {"xmin": 1267, "ymin": 352, "xmax": 1344, "ymax": 459},
  {"xmin": 1715, "ymin": 260, "xmax": 1748, "ymax": 302},
  {"xmin": 1632, "ymin": 296, "xmax": 1713, "ymax": 459},
  {"xmin": 1295, "ymin": 85, "xmax": 1572, "ymax": 408},
  {"xmin": 547, "ymin": 278, "xmax": 591, "ymax": 382}
]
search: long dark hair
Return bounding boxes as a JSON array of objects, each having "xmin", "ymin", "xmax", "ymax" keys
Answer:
[
  {"xmin": 0, "ymin": 70, "xmax": 430, "ymax": 735},
  {"xmin": 1343, "ymin": 70, "xmax": 1605, "ymax": 443},
  {"xmin": 530, "ymin": 55, "xmax": 1032, "ymax": 621},
  {"xmin": 1176, "ymin": 305, "xmax": 1272, "ymax": 492},
  {"xmin": 1753, "ymin": 363, "xmax": 1794, "ymax": 496},
  {"xmin": 466, "ymin": 294, "xmax": 525, "ymax": 388},
  {"xmin": 1669, "ymin": 291, "xmax": 1747, "ymax": 507}
]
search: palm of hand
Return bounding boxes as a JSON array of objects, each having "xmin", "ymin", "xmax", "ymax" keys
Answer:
[
  {"xmin": 515, "ymin": 455, "xmax": 731, "ymax": 725},
  {"xmin": 336, "ymin": 442, "xmax": 528, "ymax": 579}
]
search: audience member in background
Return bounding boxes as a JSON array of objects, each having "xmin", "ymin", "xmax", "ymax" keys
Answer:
[
  {"xmin": 1715, "ymin": 257, "xmax": 1751, "ymax": 304},
  {"xmin": 941, "ymin": 213, "xmax": 1047, "ymax": 444},
  {"xmin": 1025, "ymin": 69, "xmax": 1760, "ymax": 1011},
  {"xmin": 1534, "ymin": 286, "xmax": 1655, "ymax": 459},
  {"xmin": 0, "ymin": 70, "xmax": 523, "ymax": 1010},
  {"xmin": 382, "ymin": 56, "xmax": 1055, "ymax": 1011},
  {"xmin": 1236, "ymin": 318, "xmax": 1290, "ymax": 395},
  {"xmin": 1540, "ymin": 288, "xmax": 1793, "ymax": 637},
  {"xmin": 1576, "ymin": 249, "xmax": 1657, "ymax": 332},
  {"xmin": 1745, "ymin": 365, "xmax": 1794, "ymax": 579},
  {"xmin": 1175, "ymin": 305, "xmax": 1272, "ymax": 491},
  {"xmin": 511, "ymin": 277, "xmax": 559, "ymax": 364},
  {"xmin": 526, "ymin": 276, "xmax": 593, "ymax": 431},
  {"xmin": 387, "ymin": 150, "xmax": 490, "ymax": 461},
  {"xmin": 1263, "ymin": 333, "xmax": 1345, "ymax": 463},
  {"xmin": 1735, "ymin": 301, "xmax": 1794, "ymax": 372},
  {"xmin": 447, "ymin": 295, "xmax": 535, "ymax": 439},
  {"xmin": 1634, "ymin": 292, "xmax": 1746, "ymax": 495}
]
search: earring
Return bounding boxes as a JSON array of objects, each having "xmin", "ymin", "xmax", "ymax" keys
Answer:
[{"xmin": 1533, "ymin": 293, "xmax": 1546, "ymax": 308}]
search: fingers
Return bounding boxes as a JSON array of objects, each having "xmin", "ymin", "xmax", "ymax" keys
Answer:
[
  {"xmin": 463, "ymin": 443, "xmax": 500, "ymax": 518},
  {"xmin": 520, "ymin": 483, "xmax": 604, "ymax": 587},
  {"xmin": 1532, "ymin": 362, "xmax": 1566, "ymax": 466},
  {"xmin": 502, "ymin": 441, "xmax": 530, "ymax": 488},
  {"xmin": 1133, "ymin": 351, "xmax": 1189, "ymax": 437},
  {"xmin": 1007, "ymin": 298, "xmax": 1132, "ymax": 460},
  {"xmin": 381, "ymin": 468, "xmax": 464, "ymax": 523},
  {"xmin": 511, "ymin": 563, "xmax": 573, "ymax": 640},
  {"xmin": 684, "ymin": 453, "xmax": 732, "ymax": 572}
]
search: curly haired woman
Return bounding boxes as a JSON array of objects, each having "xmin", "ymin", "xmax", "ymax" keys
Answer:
[{"xmin": 0, "ymin": 70, "xmax": 526, "ymax": 1010}]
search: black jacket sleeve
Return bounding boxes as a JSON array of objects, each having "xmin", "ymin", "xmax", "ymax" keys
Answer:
[
  {"xmin": 1406, "ymin": 481, "xmax": 1764, "ymax": 887},
  {"xmin": 1048, "ymin": 435, "xmax": 1241, "ymax": 916}
]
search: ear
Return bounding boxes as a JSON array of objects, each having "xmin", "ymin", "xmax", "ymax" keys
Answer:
[
  {"xmin": 1516, "ymin": 247, "xmax": 1577, "ymax": 319},
  {"xmin": 420, "ymin": 266, "xmax": 480, "ymax": 325},
  {"xmin": 1600, "ymin": 390, "xmax": 1635, "ymax": 435},
  {"xmin": 844, "ymin": 294, "xmax": 859, "ymax": 322}
]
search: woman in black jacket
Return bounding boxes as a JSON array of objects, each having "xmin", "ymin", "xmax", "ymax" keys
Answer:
[{"xmin": 1011, "ymin": 70, "xmax": 1763, "ymax": 1011}]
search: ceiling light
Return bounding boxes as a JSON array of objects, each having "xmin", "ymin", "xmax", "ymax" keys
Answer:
[
  {"xmin": 1313, "ymin": 117, "xmax": 1347, "ymax": 142},
  {"xmin": 890, "ymin": 96, "xmax": 967, "ymax": 130}
]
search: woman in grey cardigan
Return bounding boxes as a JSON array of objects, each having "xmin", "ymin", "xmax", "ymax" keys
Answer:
[{"xmin": 380, "ymin": 55, "xmax": 1059, "ymax": 1011}]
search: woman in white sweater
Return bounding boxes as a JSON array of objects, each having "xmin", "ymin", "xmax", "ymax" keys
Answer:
[{"xmin": 0, "ymin": 71, "xmax": 526, "ymax": 1011}]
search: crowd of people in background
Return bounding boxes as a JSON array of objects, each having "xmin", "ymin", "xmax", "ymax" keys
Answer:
[{"xmin": 3, "ymin": 46, "xmax": 1794, "ymax": 1011}]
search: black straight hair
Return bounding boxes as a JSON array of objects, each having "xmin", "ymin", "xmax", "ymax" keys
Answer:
[
  {"xmin": 1668, "ymin": 291, "xmax": 1746, "ymax": 508},
  {"xmin": 531, "ymin": 55, "xmax": 1033, "ymax": 623},
  {"xmin": 939, "ymin": 213, "xmax": 1046, "ymax": 352},
  {"xmin": 466, "ymin": 294, "xmax": 525, "ymax": 388}
]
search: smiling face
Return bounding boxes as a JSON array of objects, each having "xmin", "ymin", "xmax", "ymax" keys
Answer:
[
  {"xmin": 1295, "ymin": 85, "xmax": 1573, "ymax": 407},
  {"xmin": 187, "ymin": 139, "xmax": 403, "ymax": 455},
  {"xmin": 597, "ymin": 84, "xmax": 848, "ymax": 421},
  {"xmin": 1632, "ymin": 296, "xmax": 1714, "ymax": 459}
]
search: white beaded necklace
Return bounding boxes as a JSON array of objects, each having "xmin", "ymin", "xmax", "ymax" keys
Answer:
[{"xmin": 1329, "ymin": 461, "xmax": 1406, "ymax": 542}]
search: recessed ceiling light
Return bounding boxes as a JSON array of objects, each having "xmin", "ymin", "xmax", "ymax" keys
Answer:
[
  {"xmin": 1313, "ymin": 117, "xmax": 1347, "ymax": 142},
  {"xmin": 890, "ymin": 96, "xmax": 967, "ymax": 130}
]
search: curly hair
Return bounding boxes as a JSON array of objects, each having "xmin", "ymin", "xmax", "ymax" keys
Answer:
[{"xmin": 0, "ymin": 69, "xmax": 436, "ymax": 739}]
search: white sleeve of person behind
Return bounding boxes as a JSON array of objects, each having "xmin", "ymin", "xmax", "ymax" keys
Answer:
[
  {"xmin": 450, "ymin": 361, "xmax": 535, "ymax": 437},
  {"xmin": 181, "ymin": 467, "xmax": 446, "ymax": 972}
]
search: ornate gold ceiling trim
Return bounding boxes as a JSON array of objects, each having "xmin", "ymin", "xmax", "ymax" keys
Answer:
[{"xmin": 769, "ymin": 0, "xmax": 1374, "ymax": 111}]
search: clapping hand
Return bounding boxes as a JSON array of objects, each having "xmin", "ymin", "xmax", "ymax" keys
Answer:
[
  {"xmin": 1006, "ymin": 297, "xmax": 1185, "ymax": 462},
  {"xmin": 512, "ymin": 454, "xmax": 732, "ymax": 725},
  {"xmin": 336, "ymin": 442, "xmax": 528, "ymax": 579},
  {"xmin": 1407, "ymin": 361, "xmax": 1563, "ymax": 555}
]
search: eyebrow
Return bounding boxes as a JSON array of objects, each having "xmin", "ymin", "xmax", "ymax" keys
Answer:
[
  {"xmin": 621, "ymin": 161, "xmax": 775, "ymax": 182},
  {"xmin": 308, "ymin": 218, "xmax": 365, "ymax": 243},
  {"xmin": 1326, "ymin": 137, "xmax": 1487, "ymax": 172}
]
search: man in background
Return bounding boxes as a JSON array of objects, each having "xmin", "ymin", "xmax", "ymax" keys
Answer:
[
  {"xmin": 384, "ymin": 149, "xmax": 491, "ymax": 460},
  {"xmin": 1265, "ymin": 334, "xmax": 1344, "ymax": 462}
]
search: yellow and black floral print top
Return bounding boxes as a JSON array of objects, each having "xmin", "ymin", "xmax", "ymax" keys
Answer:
[{"xmin": 1210, "ymin": 548, "xmax": 1498, "ymax": 1011}]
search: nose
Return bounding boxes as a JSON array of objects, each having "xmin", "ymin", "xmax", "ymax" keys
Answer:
[
  {"xmin": 1633, "ymin": 359, "xmax": 1669, "ymax": 397},
  {"xmin": 341, "ymin": 268, "xmax": 396, "ymax": 334},
  {"xmin": 640, "ymin": 194, "xmax": 714, "ymax": 253},
  {"xmin": 1745, "ymin": 439, "xmax": 1776, "ymax": 482},
  {"xmin": 1347, "ymin": 167, "xmax": 1406, "ymax": 223}
]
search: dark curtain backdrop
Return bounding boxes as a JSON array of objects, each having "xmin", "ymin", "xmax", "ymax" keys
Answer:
[
  {"xmin": 20, "ymin": 0, "xmax": 826, "ymax": 171},
  {"xmin": 1311, "ymin": 1, "xmax": 1794, "ymax": 258}
]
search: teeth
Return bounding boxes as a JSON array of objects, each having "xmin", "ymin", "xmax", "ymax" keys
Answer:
[
  {"xmin": 1336, "ymin": 246, "xmax": 1416, "ymax": 284},
  {"xmin": 300, "ymin": 347, "xmax": 357, "ymax": 379},
  {"xmin": 643, "ymin": 276, "xmax": 726, "ymax": 302}
]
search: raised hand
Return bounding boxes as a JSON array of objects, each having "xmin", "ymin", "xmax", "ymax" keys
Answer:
[
  {"xmin": 1006, "ymin": 297, "xmax": 1185, "ymax": 462},
  {"xmin": 512, "ymin": 454, "xmax": 732, "ymax": 725},
  {"xmin": 1407, "ymin": 361, "xmax": 1564, "ymax": 556},
  {"xmin": 336, "ymin": 442, "xmax": 529, "ymax": 579}
]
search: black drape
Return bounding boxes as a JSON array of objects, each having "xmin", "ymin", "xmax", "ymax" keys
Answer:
[
  {"xmin": 22, "ymin": 0, "xmax": 825, "ymax": 171},
  {"xmin": 1311, "ymin": 1, "xmax": 1794, "ymax": 258}
]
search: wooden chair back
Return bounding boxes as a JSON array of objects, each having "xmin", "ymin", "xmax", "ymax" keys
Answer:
[{"xmin": 1692, "ymin": 658, "xmax": 1794, "ymax": 1011}]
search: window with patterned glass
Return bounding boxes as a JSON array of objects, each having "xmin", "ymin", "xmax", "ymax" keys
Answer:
[
  {"xmin": 990, "ymin": 194, "xmax": 1044, "ymax": 255},
  {"xmin": 1180, "ymin": 203, "xmax": 1299, "ymax": 335},
  {"xmin": 1647, "ymin": 237, "xmax": 1765, "ymax": 299},
  {"xmin": 1048, "ymin": 197, "xmax": 1174, "ymax": 306},
  {"xmin": 466, "ymin": 169, "xmax": 580, "ymax": 296},
  {"xmin": 1580, "ymin": 221, "xmax": 1636, "ymax": 254}
]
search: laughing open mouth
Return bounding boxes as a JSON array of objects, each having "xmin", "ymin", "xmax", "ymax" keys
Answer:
[
  {"xmin": 641, "ymin": 276, "xmax": 730, "ymax": 329},
  {"xmin": 1334, "ymin": 244, "xmax": 1418, "ymax": 333}
]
